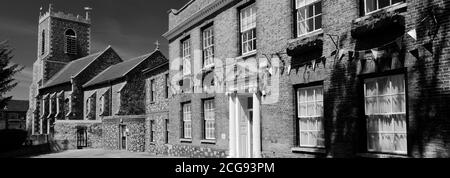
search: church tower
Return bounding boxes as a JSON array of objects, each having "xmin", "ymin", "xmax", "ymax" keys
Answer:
[
  {"xmin": 27, "ymin": 4, "xmax": 92, "ymax": 134},
  {"xmin": 37, "ymin": 4, "xmax": 92, "ymax": 84}
]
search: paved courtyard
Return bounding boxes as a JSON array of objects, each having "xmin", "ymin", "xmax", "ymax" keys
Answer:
[{"xmin": 31, "ymin": 149, "xmax": 180, "ymax": 158}]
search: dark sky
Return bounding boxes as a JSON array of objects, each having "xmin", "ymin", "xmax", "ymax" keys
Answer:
[{"xmin": 0, "ymin": 0, "xmax": 190, "ymax": 101}]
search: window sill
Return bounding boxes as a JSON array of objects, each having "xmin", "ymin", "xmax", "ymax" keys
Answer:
[
  {"xmin": 294, "ymin": 29, "xmax": 323, "ymax": 41},
  {"xmin": 356, "ymin": 153, "xmax": 409, "ymax": 158},
  {"xmin": 292, "ymin": 147, "xmax": 326, "ymax": 154},
  {"xmin": 201, "ymin": 139, "xmax": 216, "ymax": 144},
  {"xmin": 355, "ymin": 3, "xmax": 408, "ymax": 23},
  {"xmin": 239, "ymin": 51, "xmax": 257, "ymax": 59},
  {"xmin": 180, "ymin": 138, "xmax": 192, "ymax": 143}
]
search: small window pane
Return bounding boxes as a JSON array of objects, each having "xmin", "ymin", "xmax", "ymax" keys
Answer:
[
  {"xmin": 316, "ymin": 88, "xmax": 323, "ymax": 101},
  {"xmin": 300, "ymin": 118, "xmax": 308, "ymax": 130},
  {"xmin": 391, "ymin": 75, "xmax": 405, "ymax": 94},
  {"xmin": 315, "ymin": 2, "xmax": 322, "ymax": 14},
  {"xmin": 378, "ymin": 96, "xmax": 392, "ymax": 114},
  {"xmin": 315, "ymin": 15, "xmax": 322, "ymax": 29},
  {"xmin": 378, "ymin": 77, "xmax": 389, "ymax": 95},
  {"xmin": 392, "ymin": 0, "xmax": 403, "ymax": 4},
  {"xmin": 307, "ymin": 5, "xmax": 314, "ymax": 18},
  {"xmin": 300, "ymin": 132, "xmax": 308, "ymax": 146},
  {"xmin": 365, "ymin": 0, "xmax": 377, "ymax": 13},
  {"xmin": 378, "ymin": 0, "xmax": 390, "ymax": 9},
  {"xmin": 365, "ymin": 80, "xmax": 377, "ymax": 97},
  {"xmin": 298, "ymin": 21, "xmax": 307, "ymax": 35},
  {"xmin": 365, "ymin": 97, "xmax": 377, "ymax": 115},
  {"xmin": 307, "ymin": 19, "xmax": 314, "ymax": 32},
  {"xmin": 299, "ymin": 103, "xmax": 307, "ymax": 117},
  {"xmin": 316, "ymin": 102, "xmax": 323, "ymax": 116},
  {"xmin": 298, "ymin": 8, "xmax": 306, "ymax": 21}
]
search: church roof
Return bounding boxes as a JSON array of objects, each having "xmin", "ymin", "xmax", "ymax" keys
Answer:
[
  {"xmin": 42, "ymin": 46, "xmax": 112, "ymax": 89},
  {"xmin": 82, "ymin": 50, "xmax": 158, "ymax": 88}
]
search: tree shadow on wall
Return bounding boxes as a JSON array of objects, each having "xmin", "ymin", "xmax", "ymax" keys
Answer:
[
  {"xmin": 324, "ymin": 33, "xmax": 361, "ymax": 158},
  {"xmin": 410, "ymin": 0, "xmax": 450, "ymax": 158}
]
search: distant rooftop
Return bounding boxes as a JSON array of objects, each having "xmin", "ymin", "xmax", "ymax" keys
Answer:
[{"xmin": 3, "ymin": 100, "xmax": 29, "ymax": 112}]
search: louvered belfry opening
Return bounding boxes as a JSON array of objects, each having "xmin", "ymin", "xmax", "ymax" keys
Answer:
[{"xmin": 65, "ymin": 29, "xmax": 77, "ymax": 55}]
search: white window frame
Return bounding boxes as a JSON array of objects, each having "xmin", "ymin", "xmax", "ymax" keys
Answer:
[
  {"xmin": 165, "ymin": 119, "xmax": 170, "ymax": 144},
  {"xmin": 297, "ymin": 85, "xmax": 325, "ymax": 148},
  {"xmin": 42, "ymin": 94, "xmax": 49, "ymax": 118},
  {"xmin": 48, "ymin": 93, "xmax": 55, "ymax": 118},
  {"xmin": 115, "ymin": 83, "xmax": 126, "ymax": 115},
  {"xmin": 56, "ymin": 91, "xmax": 63, "ymax": 117},
  {"xmin": 203, "ymin": 99, "xmax": 216, "ymax": 140},
  {"xmin": 65, "ymin": 92, "xmax": 72, "ymax": 117},
  {"xmin": 116, "ymin": 91, "xmax": 121, "ymax": 115},
  {"xmin": 150, "ymin": 120, "xmax": 156, "ymax": 143},
  {"xmin": 364, "ymin": 0, "xmax": 404, "ymax": 15},
  {"xmin": 165, "ymin": 73, "xmax": 170, "ymax": 99},
  {"xmin": 99, "ymin": 95, "xmax": 104, "ymax": 116},
  {"xmin": 364, "ymin": 74, "xmax": 407, "ymax": 154},
  {"xmin": 202, "ymin": 26, "xmax": 215, "ymax": 68},
  {"xmin": 295, "ymin": 0, "xmax": 322, "ymax": 37},
  {"xmin": 240, "ymin": 4, "xmax": 257, "ymax": 56},
  {"xmin": 182, "ymin": 39, "xmax": 191, "ymax": 76},
  {"xmin": 182, "ymin": 103, "xmax": 192, "ymax": 139},
  {"xmin": 150, "ymin": 79, "xmax": 156, "ymax": 102},
  {"xmin": 86, "ymin": 97, "xmax": 92, "ymax": 117}
]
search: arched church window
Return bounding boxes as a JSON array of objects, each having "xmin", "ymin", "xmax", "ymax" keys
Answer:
[{"xmin": 65, "ymin": 29, "xmax": 77, "ymax": 55}]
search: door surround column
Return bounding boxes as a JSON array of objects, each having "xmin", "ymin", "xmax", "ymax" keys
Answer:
[
  {"xmin": 228, "ymin": 92, "xmax": 237, "ymax": 158},
  {"xmin": 252, "ymin": 92, "xmax": 262, "ymax": 158}
]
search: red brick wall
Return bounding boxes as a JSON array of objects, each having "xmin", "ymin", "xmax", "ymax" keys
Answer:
[{"xmin": 166, "ymin": 0, "xmax": 450, "ymax": 158}]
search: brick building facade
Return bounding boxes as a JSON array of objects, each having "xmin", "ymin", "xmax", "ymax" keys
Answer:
[
  {"xmin": 25, "ymin": 1, "xmax": 450, "ymax": 158},
  {"xmin": 163, "ymin": 0, "xmax": 450, "ymax": 158}
]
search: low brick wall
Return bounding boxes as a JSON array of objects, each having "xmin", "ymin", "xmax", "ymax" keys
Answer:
[
  {"xmin": 53, "ymin": 120, "xmax": 102, "ymax": 150},
  {"xmin": 102, "ymin": 115, "xmax": 146, "ymax": 152}
]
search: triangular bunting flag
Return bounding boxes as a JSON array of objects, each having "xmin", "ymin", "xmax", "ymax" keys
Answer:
[
  {"xmin": 330, "ymin": 50, "xmax": 337, "ymax": 57},
  {"xmin": 287, "ymin": 64, "xmax": 291, "ymax": 75},
  {"xmin": 348, "ymin": 51, "xmax": 355, "ymax": 62},
  {"xmin": 423, "ymin": 42, "xmax": 433, "ymax": 54},
  {"xmin": 339, "ymin": 49, "xmax": 347, "ymax": 60},
  {"xmin": 409, "ymin": 49, "xmax": 420, "ymax": 59},
  {"xmin": 395, "ymin": 38, "xmax": 403, "ymax": 50},
  {"xmin": 312, "ymin": 60, "xmax": 317, "ymax": 71},
  {"xmin": 371, "ymin": 49, "xmax": 380, "ymax": 59},
  {"xmin": 407, "ymin": 29, "xmax": 417, "ymax": 40}
]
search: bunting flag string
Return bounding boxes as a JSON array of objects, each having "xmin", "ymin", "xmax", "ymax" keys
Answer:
[{"xmin": 262, "ymin": 11, "xmax": 440, "ymax": 74}]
